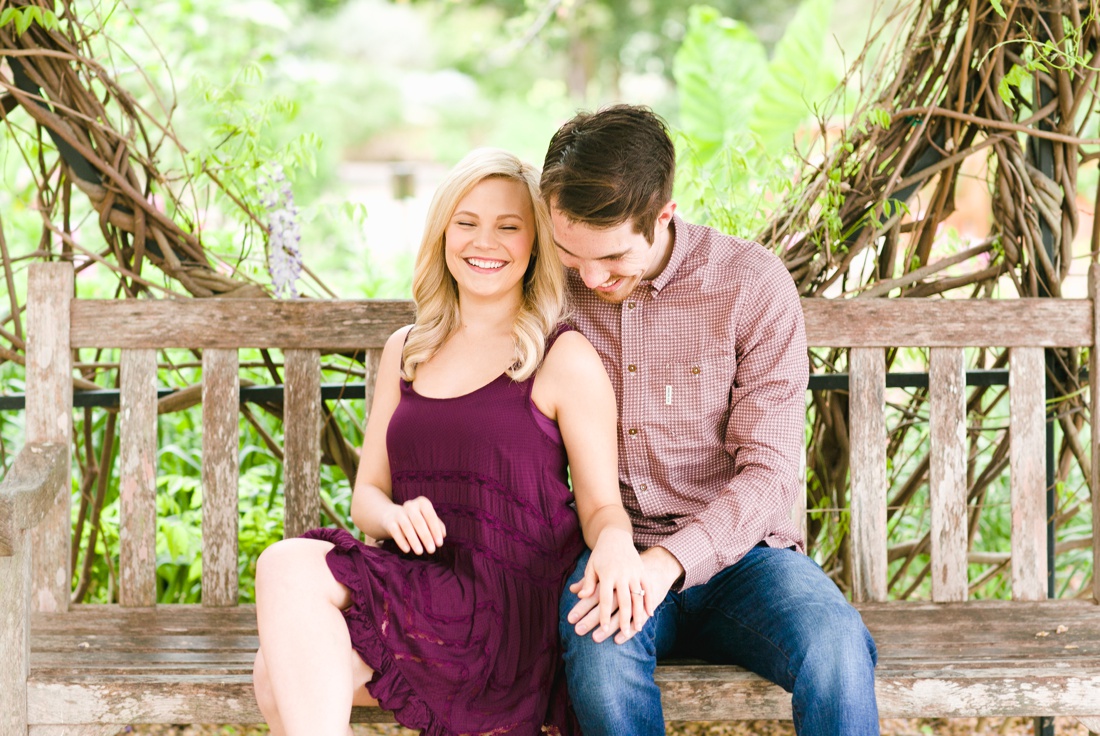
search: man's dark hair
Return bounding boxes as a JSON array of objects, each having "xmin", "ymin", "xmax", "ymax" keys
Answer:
[{"xmin": 541, "ymin": 105, "xmax": 675, "ymax": 245}]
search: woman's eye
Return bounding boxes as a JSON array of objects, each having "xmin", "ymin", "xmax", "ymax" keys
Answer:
[{"xmin": 501, "ymin": 225, "xmax": 519, "ymax": 232}]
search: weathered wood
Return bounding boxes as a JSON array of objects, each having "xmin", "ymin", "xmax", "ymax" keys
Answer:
[
  {"xmin": 849, "ymin": 347, "xmax": 887, "ymax": 602},
  {"xmin": 0, "ymin": 445, "xmax": 67, "ymax": 736},
  {"xmin": 1009, "ymin": 347, "xmax": 1047, "ymax": 601},
  {"xmin": 1075, "ymin": 716, "xmax": 1100, "ymax": 731},
  {"xmin": 71, "ymin": 299, "xmax": 415, "ymax": 349},
  {"xmin": 0, "ymin": 444, "xmax": 70, "ymax": 557},
  {"xmin": 283, "ymin": 349, "xmax": 321, "ymax": 538},
  {"xmin": 24, "ymin": 601, "xmax": 1100, "ymax": 724},
  {"xmin": 119, "ymin": 350, "xmax": 158, "ymax": 608},
  {"xmin": 201, "ymin": 349, "xmax": 239, "ymax": 607},
  {"xmin": 1091, "ymin": 263, "xmax": 1100, "ymax": 605},
  {"xmin": 929, "ymin": 347, "xmax": 968, "ymax": 602},
  {"xmin": 29, "ymin": 727, "xmax": 120, "ymax": 736},
  {"xmin": 70, "ymin": 298, "xmax": 1092, "ymax": 350},
  {"xmin": 1, "ymin": 529, "xmax": 30, "ymax": 736},
  {"xmin": 26, "ymin": 263, "xmax": 74, "ymax": 614},
  {"xmin": 803, "ymin": 298, "xmax": 1091, "ymax": 347}
]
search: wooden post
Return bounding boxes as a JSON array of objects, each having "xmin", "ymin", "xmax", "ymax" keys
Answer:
[
  {"xmin": 849, "ymin": 347, "xmax": 887, "ymax": 602},
  {"xmin": 1090, "ymin": 263, "xmax": 1100, "ymax": 605},
  {"xmin": 1009, "ymin": 347, "xmax": 1047, "ymax": 601},
  {"xmin": 929, "ymin": 347, "xmax": 968, "ymax": 602},
  {"xmin": 119, "ymin": 349, "xmax": 158, "ymax": 607},
  {"xmin": 26, "ymin": 263, "xmax": 73, "ymax": 613},
  {"xmin": 202, "ymin": 349, "xmax": 239, "ymax": 607},
  {"xmin": 0, "ymin": 442, "xmax": 68, "ymax": 736},
  {"xmin": 283, "ymin": 349, "xmax": 321, "ymax": 538},
  {"xmin": 0, "ymin": 528, "xmax": 30, "ymax": 736}
]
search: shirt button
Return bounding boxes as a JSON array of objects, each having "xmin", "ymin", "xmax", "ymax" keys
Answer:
[
  {"xmin": 639, "ymin": 483, "xmax": 648, "ymax": 492},
  {"xmin": 628, "ymin": 428, "xmax": 638, "ymax": 436},
  {"xmin": 627, "ymin": 302, "xmax": 636, "ymax": 309},
  {"xmin": 691, "ymin": 366, "xmax": 701, "ymax": 375},
  {"xmin": 627, "ymin": 364, "xmax": 637, "ymax": 372}
]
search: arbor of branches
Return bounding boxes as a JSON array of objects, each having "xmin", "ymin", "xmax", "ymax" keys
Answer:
[
  {"xmin": 758, "ymin": 0, "xmax": 1099, "ymax": 595},
  {"xmin": 0, "ymin": 0, "xmax": 1097, "ymax": 601}
]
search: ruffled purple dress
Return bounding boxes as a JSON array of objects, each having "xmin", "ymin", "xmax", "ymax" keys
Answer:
[{"xmin": 303, "ymin": 333, "xmax": 583, "ymax": 735}]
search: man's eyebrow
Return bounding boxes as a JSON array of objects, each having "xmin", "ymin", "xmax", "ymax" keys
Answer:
[{"xmin": 555, "ymin": 242, "xmax": 631, "ymax": 261}]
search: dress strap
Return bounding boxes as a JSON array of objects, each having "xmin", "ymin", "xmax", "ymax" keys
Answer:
[
  {"xmin": 524, "ymin": 322, "xmax": 575, "ymax": 401},
  {"xmin": 544, "ymin": 322, "xmax": 575, "ymax": 354}
]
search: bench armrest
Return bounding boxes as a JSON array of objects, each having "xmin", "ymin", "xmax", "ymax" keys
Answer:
[{"xmin": 0, "ymin": 442, "xmax": 69, "ymax": 557}]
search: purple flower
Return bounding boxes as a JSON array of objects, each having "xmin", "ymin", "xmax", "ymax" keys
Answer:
[{"xmin": 259, "ymin": 164, "xmax": 303, "ymax": 298}]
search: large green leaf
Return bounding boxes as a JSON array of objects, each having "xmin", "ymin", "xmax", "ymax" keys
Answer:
[
  {"xmin": 750, "ymin": 0, "xmax": 836, "ymax": 155},
  {"xmin": 673, "ymin": 5, "xmax": 767, "ymax": 164}
]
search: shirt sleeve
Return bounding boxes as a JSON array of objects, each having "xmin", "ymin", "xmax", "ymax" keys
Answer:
[{"xmin": 658, "ymin": 254, "xmax": 809, "ymax": 590}]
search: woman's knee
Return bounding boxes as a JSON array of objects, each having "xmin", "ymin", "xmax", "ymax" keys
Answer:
[
  {"xmin": 253, "ymin": 649, "xmax": 275, "ymax": 708},
  {"xmin": 255, "ymin": 538, "xmax": 343, "ymax": 605}
]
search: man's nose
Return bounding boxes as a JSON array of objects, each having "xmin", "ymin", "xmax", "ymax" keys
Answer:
[{"xmin": 579, "ymin": 264, "xmax": 608, "ymax": 289}]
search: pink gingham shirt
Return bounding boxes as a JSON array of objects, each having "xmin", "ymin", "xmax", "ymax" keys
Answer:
[{"xmin": 566, "ymin": 215, "xmax": 808, "ymax": 590}]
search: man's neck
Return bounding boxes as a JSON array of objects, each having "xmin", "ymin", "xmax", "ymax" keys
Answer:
[{"xmin": 642, "ymin": 219, "xmax": 675, "ymax": 281}]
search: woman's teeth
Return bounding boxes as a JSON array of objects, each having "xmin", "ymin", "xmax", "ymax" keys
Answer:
[{"xmin": 467, "ymin": 259, "xmax": 504, "ymax": 269}]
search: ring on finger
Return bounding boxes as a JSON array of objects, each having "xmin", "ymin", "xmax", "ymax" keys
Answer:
[{"xmin": 631, "ymin": 589, "xmax": 645, "ymax": 596}]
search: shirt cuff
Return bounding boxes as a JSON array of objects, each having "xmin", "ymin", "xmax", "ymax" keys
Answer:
[{"xmin": 658, "ymin": 523, "xmax": 720, "ymax": 591}]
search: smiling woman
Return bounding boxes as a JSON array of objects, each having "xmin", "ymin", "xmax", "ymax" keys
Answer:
[{"xmin": 252, "ymin": 147, "xmax": 644, "ymax": 736}]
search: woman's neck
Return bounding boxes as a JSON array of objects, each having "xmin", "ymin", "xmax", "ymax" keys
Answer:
[{"xmin": 455, "ymin": 290, "xmax": 522, "ymax": 336}]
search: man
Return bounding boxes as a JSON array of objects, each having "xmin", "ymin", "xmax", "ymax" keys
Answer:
[{"xmin": 541, "ymin": 105, "xmax": 879, "ymax": 736}]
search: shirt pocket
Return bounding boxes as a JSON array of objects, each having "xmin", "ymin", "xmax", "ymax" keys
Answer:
[{"xmin": 658, "ymin": 355, "xmax": 733, "ymax": 442}]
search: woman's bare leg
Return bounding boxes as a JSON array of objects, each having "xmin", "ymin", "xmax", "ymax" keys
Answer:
[{"xmin": 254, "ymin": 538, "xmax": 376, "ymax": 736}]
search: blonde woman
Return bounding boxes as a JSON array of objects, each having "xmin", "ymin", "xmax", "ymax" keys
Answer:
[{"xmin": 252, "ymin": 149, "xmax": 646, "ymax": 736}]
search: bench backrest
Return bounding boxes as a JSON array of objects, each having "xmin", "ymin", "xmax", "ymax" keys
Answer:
[{"xmin": 22, "ymin": 262, "xmax": 1100, "ymax": 611}]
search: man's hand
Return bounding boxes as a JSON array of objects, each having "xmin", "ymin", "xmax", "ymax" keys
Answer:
[{"xmin": 567, "ymin": 546, "xmax": 684, "ymax": 644}]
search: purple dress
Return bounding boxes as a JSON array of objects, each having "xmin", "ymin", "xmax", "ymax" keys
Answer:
[{"xmin": 303, "ymin": 332, "xmax": 584, "ymax": 735}]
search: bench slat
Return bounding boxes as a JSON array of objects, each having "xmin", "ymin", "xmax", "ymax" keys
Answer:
[
  {"xmin": 1009, "ymin": 346, "xmax": 1047, "ymax": 601},
  {"xmin": 70, "ymin": 300, "xmax": 414, "ymax": 349},
  {"xmin": 119, "ymin": 349, "xmax": 158, "ymax": 608},
  {"xmin": 929, "ymin": 347, "xmax": 968, "ymax": 602},
  {"xmin": 201, "ymin": 349, "xmax": 240, "ymax": 607},
  {"xmin": 27, "ymin": 602, "xmax": 1100, "ymax": 725},
  {"xmin": 27, "ymin": 264, "xmax": 74, "ymax": 614},
  {"xmin": 849, "ymin": 347, "xmax": 887, "ymax": 602},
  {"xmin": 283, "ymin": 349, "xmax": 321, "ymax": 538},
  {"xmin": 70, "ymin": 299, "xmax": 1092, "ymax": 349},
  {"xmin": 803, "ymin": 299, "xmax": 1091, "ymax": 347}
]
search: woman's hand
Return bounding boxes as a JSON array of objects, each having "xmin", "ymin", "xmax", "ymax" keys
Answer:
[
  {"xmin": 379, "ymin": 496, "xmax": 446, "ymax": 554},
  {"xmin": 570, "ymin": 527, "xmax": 647, "ymax": 638}
]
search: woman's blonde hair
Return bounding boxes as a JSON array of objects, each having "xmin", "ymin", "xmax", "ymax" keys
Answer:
[{"xmin": 402, "ymin": 148, "xmax": 566, "ymax": 383}]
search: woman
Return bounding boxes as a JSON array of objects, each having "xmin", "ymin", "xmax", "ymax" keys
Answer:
[{"xmin": 252, "ymin": 148, "xmax": 647, "ymax": 736}]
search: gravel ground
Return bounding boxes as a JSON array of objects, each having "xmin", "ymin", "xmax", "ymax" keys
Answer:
[{"xmin": 121, "ymin": 718, "xmax": 1094, "ymax": 735}]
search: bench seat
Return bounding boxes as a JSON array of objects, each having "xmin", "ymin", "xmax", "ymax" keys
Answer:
[{"xmin": 27, "ymin": 601, "xmax": 1100, "ymax": 727}]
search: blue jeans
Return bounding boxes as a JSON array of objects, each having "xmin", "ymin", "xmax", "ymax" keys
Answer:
[{"xmin": 559, "ymin": 545, "xmax": 879, "ymax": 736}]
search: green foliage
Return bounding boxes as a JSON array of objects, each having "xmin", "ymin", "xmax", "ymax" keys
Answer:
[
  {"xmin": 0, "ymin": 5, "xmax": 60, "ymax": 34},
  {"xmin": 64, "ymin": 351, "xmax": 365, "ymax": 605},
  {"xmin": 672, "ymin": 0, "xmax": 838, "ymax": 237}
]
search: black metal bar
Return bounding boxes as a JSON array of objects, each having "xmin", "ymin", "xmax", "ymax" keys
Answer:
[
  {"xmin": 0, "ymin": 370, "xmax": 1021, "ymax": 413},
  {"xmin": 0, "ymin": 383, "xmax": 369, "ymax": 412}
]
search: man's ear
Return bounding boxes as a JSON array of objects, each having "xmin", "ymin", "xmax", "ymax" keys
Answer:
[{"xmin": 655, "ymin": 201, "xmax": 677, "ymax": 231}]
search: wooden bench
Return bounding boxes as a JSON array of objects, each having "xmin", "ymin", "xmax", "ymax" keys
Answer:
[{"xmin": 2, "ymin": 261, "xmax": 1099, "ymax": 735}]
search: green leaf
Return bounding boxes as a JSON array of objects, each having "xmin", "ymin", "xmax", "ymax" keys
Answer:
[
  {"xmin": 673, "ymin": 5, "xmax": 767, "ymax": 165},
  {"xmin": 990, "ymin": 0, "xmax": 1006, "ymax": 18},
  {"xmin": 0, "ymin": 8, "xmax": 20, "ymax": 28},
  {"xmin": 750, "ymin": 0, "xmax": 836, "ymax": 156},
  {"xmin": 998, "ymin": 63, "xmax": 1030, "ymax": 106},
  {"xmin": 15, "ymin": 7, "xmax": 35, "ymax": 35}
]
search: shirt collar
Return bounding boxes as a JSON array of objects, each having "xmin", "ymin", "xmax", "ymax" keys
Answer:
[{"xmin": 647, "ymin": 214, "xmax": 694, "ymax": 294}]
